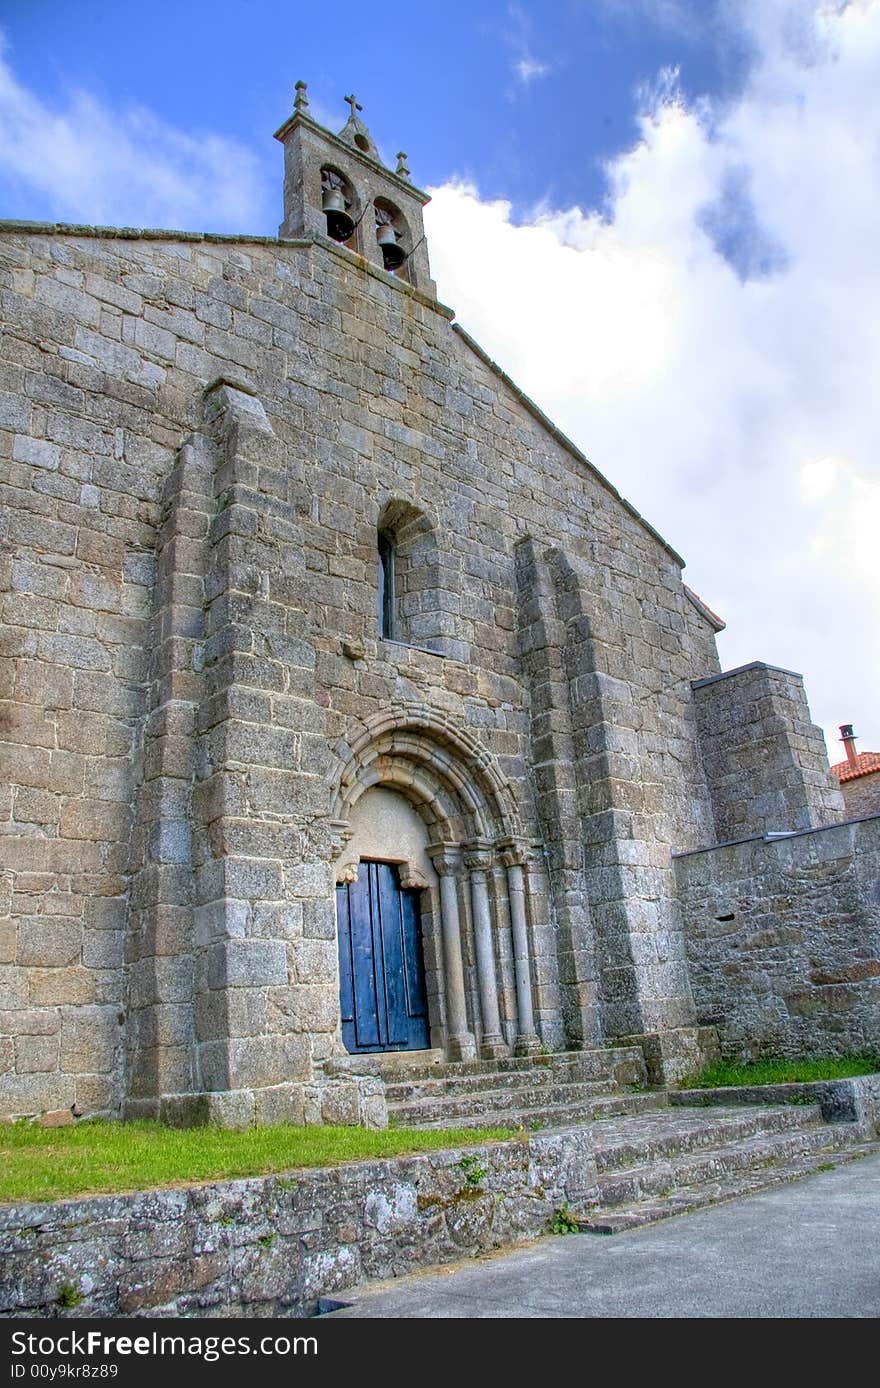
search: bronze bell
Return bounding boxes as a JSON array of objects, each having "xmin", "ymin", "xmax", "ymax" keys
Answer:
[
  {"xmin": 322, "ymin": 187, "xmax": 355, "ymax": 242},
  {"xmin": 376, "ymin": 222, "xmax": 405, "ymax": 270}
]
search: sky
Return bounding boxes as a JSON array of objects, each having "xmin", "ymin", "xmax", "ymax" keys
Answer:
[{"xmin": 0, "ymin": 0, "xmax": 877, "ymax": 763}]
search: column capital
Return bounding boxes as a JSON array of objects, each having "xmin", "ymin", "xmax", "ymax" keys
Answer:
[
  {"xmin": 427, "ymin": 842, "xmax": 463, "ymax": 876},
  {"xmin": 497, "ymin": 836, "xmax": 529, "ymax": 869},
  {"xmin": 463, "ymin": 839, "xmax": 495, "ymax": 874}
]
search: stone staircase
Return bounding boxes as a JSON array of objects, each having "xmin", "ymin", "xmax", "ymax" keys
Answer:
[
  {"xmin": 376, "ymin": 1048, "xmax": 880, "ymax": 1230},
  {"xmin": 382, "ymin": 1045, "xmax": 658, "ymax": 1132},
  {"xmin": 579, "ymin": 1101, "xmax": 877, "ymax": 1231}
]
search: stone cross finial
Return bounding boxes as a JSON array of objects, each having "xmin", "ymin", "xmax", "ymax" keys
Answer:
[
  {"xmin": 344, "ymin": 93, "xmax": 363, "ymax": 119},
  {"xmin": 294, "ymin": 80, "xmax": 309, "ymax": 112}
]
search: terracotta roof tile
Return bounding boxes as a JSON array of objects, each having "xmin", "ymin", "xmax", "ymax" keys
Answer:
[
  {"xmin": 683, "ymin": 584, "xmax": 725, "ymax": 632},
  {"xmin": 830, "ymin": 750, "xmax": 880, "ymax": 783}
]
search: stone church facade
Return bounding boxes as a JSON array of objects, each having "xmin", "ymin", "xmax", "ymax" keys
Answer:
[{"xmin": 1, "ymin": 90, "xmax": 877, "ymax": 1128}]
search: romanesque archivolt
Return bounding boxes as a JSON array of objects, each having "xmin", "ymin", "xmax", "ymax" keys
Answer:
[{"xmin": 329, "ymin": 704, "xmax": 522, "ymax": 846}]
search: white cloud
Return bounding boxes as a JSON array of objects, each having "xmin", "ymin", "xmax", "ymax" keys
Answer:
[
  {"xmin": 515, "ymin": 57, "xmax": 550, "ymax": 83},
  {"xmin": 504, "ymin": 2, "xmax": 552, "ymax": 87},
  {"xmin": 0, "ymin": 35, "xmax": 272, "ymax": 232},
  {"xmin": 426, "ymin": 0, "xmax": 880, "ymax": 757}
]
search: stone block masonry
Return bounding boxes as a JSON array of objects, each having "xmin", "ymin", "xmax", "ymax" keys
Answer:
[
  {"xmin": 837, "ymin": 769, "xmax": 880, "ymax": 821},
  {"xmin": 693, "ymin": 662, "xmax": 845, "ymax": 842},
  {"xmin": 675, "ymin": 814, "xmax": 880, "ymax": 1060},
  {"xmin": 0, "ymin": 1129, "xmax": 596, "ymax": 1317},
  {"xmin": 0, "ymin": 212, "xmax": 736, "ymax": 1116}
]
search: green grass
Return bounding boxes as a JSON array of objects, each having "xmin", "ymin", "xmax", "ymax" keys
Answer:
[
  {"xmin": 681, "ymin": 1053, "xmax": 879, "ymax": 1090},
  {"xmin": 0, "ymin": 1119, "xmax": 513, "ymax": 1205}
]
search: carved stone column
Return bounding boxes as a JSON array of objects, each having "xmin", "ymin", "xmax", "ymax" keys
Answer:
[
  {"xmin": 427, "ymin": 845, "xmax": 476, "ymax": 1061},
  {"xmin": 465, "ymin": 844, "xmax": 508, "ymax": 1059},
  {"xmin": 501, "ymin": 844, "xmax": 542, "ymax": 1055}
]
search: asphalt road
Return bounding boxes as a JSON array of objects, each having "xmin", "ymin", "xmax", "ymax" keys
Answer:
[{"xmin": 331, "ymin": 1150, "xmax": 880, "ymax": 1318}]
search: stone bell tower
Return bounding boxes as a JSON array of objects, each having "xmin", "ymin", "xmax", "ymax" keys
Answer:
[{"xmin": 274, "ymin": 82, "xmax": 436, "ymax": 298}]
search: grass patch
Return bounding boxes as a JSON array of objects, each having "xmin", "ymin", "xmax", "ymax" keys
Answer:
[
  {"xmin": 681, "ymin": 1053, "xmax": 879, "ymax": 1090},
  {"xmin": 0, "ymin": 1119, "xmax": 512, "ymax": 1205}
]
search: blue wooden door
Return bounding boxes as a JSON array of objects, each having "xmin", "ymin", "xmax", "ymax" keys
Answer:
[{"xmin": 336, "ymin": 861, "xmax": 430, "ymax": 1053}]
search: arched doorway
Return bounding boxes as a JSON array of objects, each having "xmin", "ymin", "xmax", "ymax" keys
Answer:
[{"xmin": 328, "ymin": 707, "xmax": 542, "ymax": 1061}]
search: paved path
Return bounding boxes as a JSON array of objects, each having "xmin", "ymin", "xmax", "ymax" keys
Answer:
[{"xmin": 333, "ymin": 1152, "xmax": 880, "ymax": 1318}]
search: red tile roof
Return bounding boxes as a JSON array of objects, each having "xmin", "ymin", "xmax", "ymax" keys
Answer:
[
  {"xmin": 683, "ymin": 584, "xmax": 725, "ymax": 632},
  {"xmin": 830, "ymin": 750, "xmax": 880, "ymax": 783}
]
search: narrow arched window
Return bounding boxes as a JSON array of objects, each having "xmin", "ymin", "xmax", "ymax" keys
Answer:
[
  {"xmin": 378, "ymin": 530, "xmax": 395, "ymax": 639},
  {"xmin": 377, "ymin": 501, "xmax": 449, "ymax": 653}
]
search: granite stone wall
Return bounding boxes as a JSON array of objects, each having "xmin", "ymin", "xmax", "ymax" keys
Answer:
[
  {"xmin": 692, "ymin": 662, "xmax": 845, "ymax": 844},
  {"xmin": 0, "ymin": 1130, "xmax": 596, "ymax": 1317},
  {"xmin": 675, "ymin": 815, "xmax": 880, "ymax": 1060},
  {"xmin": 838, "ymin": 772, "xmax": 880, "ymax": 821},
  {"xmin": 0, "ymin": 219, "xmax": 730, "ymax": 1116}
]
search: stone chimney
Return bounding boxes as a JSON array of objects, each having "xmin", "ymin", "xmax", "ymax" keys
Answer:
[{"xmin": 839, "ymin": 723, "xmax": 859, "ymax": 767}]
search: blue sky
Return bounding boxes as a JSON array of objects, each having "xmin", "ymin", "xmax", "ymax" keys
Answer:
[
  {"xmin": 0, "ymin": 1, "xmax": 878, "ymax": 761},
  {"xmin": 0, "ymin": 0, "xmax": 746, "ymax": 227}
]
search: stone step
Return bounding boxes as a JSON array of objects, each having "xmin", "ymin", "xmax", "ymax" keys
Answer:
[
  {"xmin": 577, "ymin": 1141, "xmax": 880, "ymax": 1234},
  {"xmin": 390, "ymin": 1089, "xmax": 669, "ymax": 1132},
  {"xmin": 593, "ymin": 1122, "xmax": 854, "ymax": 1207},
  {"xmin": 384, "ymin": 1057, "xmax": 635, "ymax": 1104},
  {"xmin": 388, "ymin": 1076, "xmax": 624, "ymax": 1125},
  {"xmin": 375, "ymin": 1045, "xmax": 646, "ymax": 1086},
  {"xmin": 592, "ymin": 1102, "xmax": 825, "ymax": 1172}
]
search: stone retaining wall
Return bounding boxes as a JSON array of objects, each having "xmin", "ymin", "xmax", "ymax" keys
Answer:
[
  {"xmin": 0, "ymin": 1129, "xmax": 596, "ymax": 1318},
  {"xmin": 675, "ymin": 815, "xmax": 880, "ymax": 1060}
]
